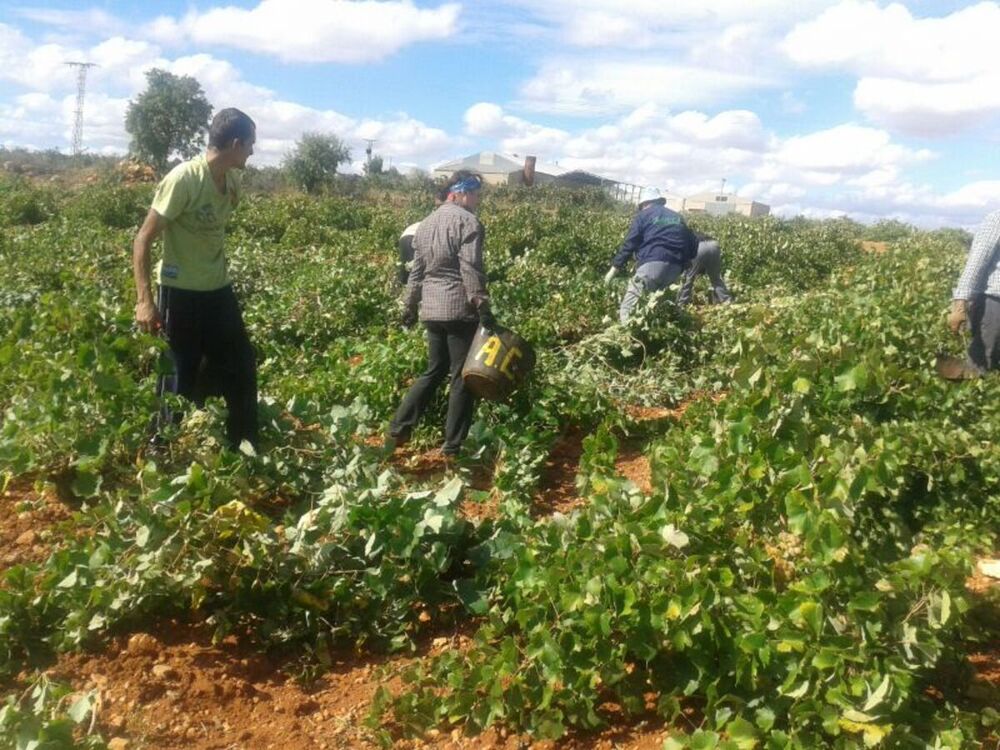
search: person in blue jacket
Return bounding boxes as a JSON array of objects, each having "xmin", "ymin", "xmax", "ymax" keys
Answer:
[{"xmin": 604, "ymin": 187, "xmax": 699, "ymax": 323}]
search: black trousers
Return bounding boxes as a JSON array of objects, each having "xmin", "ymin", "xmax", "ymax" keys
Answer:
[
  {"xmin": 157, "ymin": 284, "xmax": 258, "ymax": 448},
  {"xmin": 390, "ymin": 320, "xmax": 477, "ymax": 455},
  {"xmin": 397, "ymin": 234, "xmax": 415, "ymax": 285},
  {"xmin": 968, "ymin": 293, "xmax": 1000, "ymax": 373}
]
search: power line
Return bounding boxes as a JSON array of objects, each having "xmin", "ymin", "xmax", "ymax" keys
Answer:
[{"xmin": 64, "ymin": 61, "xmax": 97, "ymax": 156}]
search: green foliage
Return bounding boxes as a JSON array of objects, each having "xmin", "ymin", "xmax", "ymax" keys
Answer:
[
  {"xmin": 125, "ymin": 68, "xmax": 213, "ymax": 172},
  {"xmin": 0, "ymin": 675, "xmax": 105, "ymax": 749},
  {"xmin": 66, "ymin": 180, "xmax": 154, "ymax": 229},
  {"xmin": 378, "ymin": 229, "xmax": 999, "ymax": 746},
  {"xmin": 0, "ymin": 176, "xmax": 57, "ymax": 226},
  {"xmin": 685, "ymin": 214, "xmax": 862, "ymax": 295},
  {"xmin": 864, "ymin": 219, "xmax": 917, "ymax": 243},
  {"xmin": 364, "ymin": 154, "xmax": 384, "ymax": 177},
  {"xmin": 0, "ymin": 146, "xmax": 120, "ymax": 177},
  {"xmin": 0, "ymin": 180, "xmax": 996, "ymax": 749},
  {"xmin": 284, "ymin": 132, "xmax": 351, "ymax": 194},
  {"xmin": 240, "ymin": 164, "xmax": 290, "ymax": 194}
]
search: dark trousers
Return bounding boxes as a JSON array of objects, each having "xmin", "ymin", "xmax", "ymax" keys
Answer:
[
  {"xmin": 398, "ymin": 234, "xmax": 415, "ymax": 285},
  {"xmin": 390, "ymin": 320, "xmax": 477, "ymax": 454},
  {"xmin": 157, "ymin": 284, "xmax": 258, "ymax": 448},
  {"xmin": 968, "ymin": 293, "xmax": 1000, "ymax": 373}
]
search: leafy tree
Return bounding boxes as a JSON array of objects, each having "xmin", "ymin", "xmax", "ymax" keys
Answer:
[
  {"xmin": 364, "ymin": 154, "xmax": 384, "ymax": 177},
  {"xmin": 284, "ymin": 132, "xmax": 351, "ymax": 193},
  {"xmin": 865, "ymin": 218, "xmax": 916, "ymax": 242},
  {"xmin": 125, "ymin": 69, "xmax": 213, "ymax": 172}
]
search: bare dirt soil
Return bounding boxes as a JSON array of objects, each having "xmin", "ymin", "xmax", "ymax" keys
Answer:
[
  {"xmin": 46, "ymin": 619, "xmax": 673, "ymax": 750},
  {"xmin": 11, "ymin": 398, "xmax": 995, "ymax": 750},
  {"xmin": 966, "ymin": 558, "xmax": 1000, "ymax": 699},
  {"xmin": 532, "ymin": 429, "xmax": 587, "ymax": 516},
  {"xmin": 615, "ymin": 444, "xmax": 653, "ymax": 495},
  {"xmin": 859, "ymin": 240, "xmax": 889, "ymax": 254},
  {"xmin": 0, "ymin": 479, "xmax": 74, "ymax": 574}
]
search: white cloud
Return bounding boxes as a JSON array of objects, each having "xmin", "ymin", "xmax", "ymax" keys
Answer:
[
  {"xmin": 776, "ymin": 124, "xmax": 932, "ymax": 173},
  {"xmin": 0, "ymin": 24, "xmax": 80, "ymax": 89},
  {"xmin": 491, "ymin": 0, "xmax": 837, "ymax": 87},
  {"xmin": 0, "ymin": 90, "xmax": 130, "ymax": 153},
  {"xmin": 455, "ymin": 101, "xmax": 996, "ymax": 227},
  {"xmin": 488, "ymin": 1, "xmax": 849, "ymax": 116},
  {"xmin": 0, "ymin": 25, "xmax": 460, "ymax": 169},
  {"xmin": 518, "ymin": 59, "xmax": 776, "ymax": 115},
  {"xmin": 771, "ymin": 177, "xmax": 1000, "ymax": 229},
  {"xmin": 668, "ymin": 110, "xmax": 768, "ymax": 151},
  {"xmin": 504, "ymin": 0, "xmax": 834, "ymax": 45},
  {"xmin": 461, "ymin": 102, "xmax": 771, "ymax": 193},
  {"xmin": 783, "ymin": 1, "xmax": 1000, "ymax": 135},
  {"xmin": 939, "ymin": 181, "xmax": 1000, "ymax": 210},
  {"xmin": 15, "ymin": 7, "xmax": 124, "ymax": 36},
  {"xmin": 784, "ymin": 1, "xmax": 998, "ymax": 81},
  {"xmin": 464, "ymin": 102, "xmax": 570, "ymax": 154},
  {"xmin": 854, "ymin": 75, "xmax": 1000, "ymax": 136},
  {"xmin": 147, "ymin": 0, "xmax": 461, "ymax": 64},
  {"xmin": 0, "ymin": 25, "xmax": 161, "ymax": 94},
  {"xmin": 164, "ymin": 54, "xmax": 274, "ymax": 105},
  {"xmin": 0, "ymin": 6, "xmax": 994, "ymax": 228},
  {"xmin": 0, "ymin": 16, "xmax": 466, "ymax": 167}
]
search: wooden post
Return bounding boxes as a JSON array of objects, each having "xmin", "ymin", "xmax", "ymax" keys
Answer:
[{"xmin": 523, "ymin": 156, "xmax": 536, "ymax": 187}]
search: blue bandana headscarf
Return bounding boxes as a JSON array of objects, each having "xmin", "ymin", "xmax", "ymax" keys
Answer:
[{"xmin": 449, "ymin": 176, "xmax": 482, "ymax": 194}]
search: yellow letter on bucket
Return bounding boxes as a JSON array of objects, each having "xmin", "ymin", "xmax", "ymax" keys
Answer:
[
  {"xmin": 475, "ymin": 335, "xmax": 503, "ymax": 368},
  {"xmin": 499, "ymin": 347, "xmax": 523, "ymax": 381}
]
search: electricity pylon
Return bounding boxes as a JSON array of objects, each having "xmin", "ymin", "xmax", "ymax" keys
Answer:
[{"xmin": 64, "ymin": 61, "xmax": 97, "ymax": 155}]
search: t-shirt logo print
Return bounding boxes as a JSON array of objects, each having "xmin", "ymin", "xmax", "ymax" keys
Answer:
[{"xmin": 195, "ymin": 203, "xmax": 218, "ymax": 229}]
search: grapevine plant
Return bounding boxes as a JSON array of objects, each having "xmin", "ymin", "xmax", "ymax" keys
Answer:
[{"xmin": 0, "ymin": 176, "xmax": 996, "ymax": 748}]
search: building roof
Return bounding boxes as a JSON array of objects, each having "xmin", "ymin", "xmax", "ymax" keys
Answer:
[{"xmin": 433, "ymin": 151, "xmax": 566, "ymax": 177}]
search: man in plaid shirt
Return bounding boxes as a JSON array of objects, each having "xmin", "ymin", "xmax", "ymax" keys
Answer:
[
  {"xmin": 387, "ymin": 170, "xmax": 496, "ymax": 456},
  {"xmin": 941, "ymin": 209, "xmax": 1000, "ymax": 377}
]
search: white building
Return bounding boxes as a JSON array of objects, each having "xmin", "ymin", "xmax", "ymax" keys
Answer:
[
  {"xmin": 683, "ymin": 191, "xmax": 770, "ymax": 217},
  {"xmin": 431, "ymin": 151, "xmax": 649, "ymax": 205},
  {"xmin": 432, "ymin": 151, "xmax": 564, "ymax": 186}
]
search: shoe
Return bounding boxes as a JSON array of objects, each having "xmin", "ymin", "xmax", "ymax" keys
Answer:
[
  {"xmin": 383, "ymin": 429, "xmax": 410, "ymax": 453},
  {"xmin": 935, "ymin": 354, "xmax": 980, "ymax": 381}
]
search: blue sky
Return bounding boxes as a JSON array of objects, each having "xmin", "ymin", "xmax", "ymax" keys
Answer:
[{"xmin": 1, "ymin": 0, "xmax": 999, "ymax": 227}]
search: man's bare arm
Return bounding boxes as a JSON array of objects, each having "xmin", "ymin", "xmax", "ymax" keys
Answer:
[{"xmin": 133, "ymin": 208, "xmax": 167, "ymax": 333}]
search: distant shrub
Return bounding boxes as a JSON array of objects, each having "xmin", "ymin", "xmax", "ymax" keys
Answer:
[
  {"xmin": 687, "ymin": 214, "xmax": 862, "ymax": 292},
  {"xmin": 864, "ymin": 218, "xmax": 917, "ymax": 242},
  {"xmin": 230, "ymin": 193, "xmax": 372, "ymax": 243},
  {"xmin": 284, "ymin": 132, "xmax": 351, "ymax": 194},
  {"xmin": 68, "ymin": 182, "xmax": 154, "ymax": 229},
  {"xmin": 0, "ymin": 176, "xmax": 57, "ymax": 226},
  {"xmin": 0, "ymin": 146, "xmax": 119, "ymax": 177},
  {"xmin": 241, "ymin": 165, "xmax": 290, "ymax": 194}
]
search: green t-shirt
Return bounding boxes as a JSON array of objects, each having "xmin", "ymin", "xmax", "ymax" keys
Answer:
[{"xmin": 151, "ymin": 154, "xmax": 241, "ymax": 291}]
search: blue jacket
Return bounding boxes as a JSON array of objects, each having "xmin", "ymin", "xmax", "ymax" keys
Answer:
[{"xmin": 611, "ymin": 204, "xmax": 698, "ymax": 270}]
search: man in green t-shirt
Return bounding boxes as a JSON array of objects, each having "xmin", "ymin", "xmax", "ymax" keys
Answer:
[{"xmin": 132, "ymin": 108, "xmax": 258, "ymax": 448}]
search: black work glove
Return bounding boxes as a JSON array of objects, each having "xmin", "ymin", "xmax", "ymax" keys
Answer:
[
  {"xmin": 401, "ymin": 308, "xmax": 418, "ymax": 329},
  {"xmin": 477, "ymin": 301, "xmax": 498, "ymax": 332}
]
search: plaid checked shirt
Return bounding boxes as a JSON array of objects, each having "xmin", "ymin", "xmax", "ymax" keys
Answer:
[
  {"xmin": 954, "ymin": 209, "xmax": 1000, "ymax": 301},
  {"xmin": 403, "ymin": 202, "xmax": 489, "ymax": 322}
]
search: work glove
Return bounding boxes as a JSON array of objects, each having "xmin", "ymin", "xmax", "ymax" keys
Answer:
[
  {"xmin": 401, "ymin": 308, "xmax": 418, "ymax": 329},
  {"xmin": 603, "ymin": 267, "xmax": 618, "ymax": 285},
  {"xmin": 947, "ymin": 300, "xmax": 967, "ymax": 335},
  {"xmin": 477, "ymin": 300, "xmax": 498, "ymax": 332}
]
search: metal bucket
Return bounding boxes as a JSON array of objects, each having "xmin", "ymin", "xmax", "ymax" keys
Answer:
[{"xmin": 462, "ymin": 326, "xmax": 536, "ymax": 402}]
